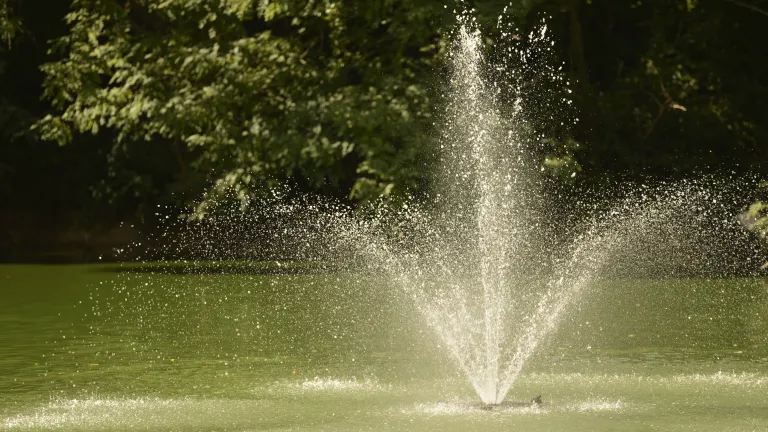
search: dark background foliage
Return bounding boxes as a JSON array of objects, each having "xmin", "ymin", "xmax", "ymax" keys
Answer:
[{"xmin": 1, "ymin": 0, "xmax": 767, "ymax": 261}]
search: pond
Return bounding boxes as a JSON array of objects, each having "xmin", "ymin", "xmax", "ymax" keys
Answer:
[{"xmin": 1, "ymin": 264, "xmax": 767, "ymax": 431}]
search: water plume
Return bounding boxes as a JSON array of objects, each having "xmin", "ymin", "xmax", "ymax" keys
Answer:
[{"xmin": 120, "ymin": 9, "xmax": 762, "ymax": 407}]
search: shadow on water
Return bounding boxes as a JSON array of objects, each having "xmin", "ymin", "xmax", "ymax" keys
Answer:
[{"xmin": 94, "ymin": 261, "xmax": 340, "ymax": 275}]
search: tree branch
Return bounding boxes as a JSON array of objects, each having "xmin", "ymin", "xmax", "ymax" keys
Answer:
[{"xmin": 726, "ymin": 0, "xmax": 768, "ymax": 18}]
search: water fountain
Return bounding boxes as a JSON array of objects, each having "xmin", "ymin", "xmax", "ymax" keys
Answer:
[
  {"xmin": 2, "ymin": 7, "xmax": 766, "ymax": 431},
  {"xmin": 307, "ymin": 12, "xmax": 761, "ymax": 406},
  {"xmin": 136, "ymin": 10, "xmax": 760, "ymax": 408}
]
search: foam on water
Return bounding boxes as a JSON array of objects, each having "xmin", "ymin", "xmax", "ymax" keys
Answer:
[
  {"xmin": 2, "ymin": 397, "xmax": 267, "ymax": 430},
  {"xmin": 408, "ymin": 397, "xmax": 624, "ymax": 416},
  {"xmin": 568, "ymin": 399, "xmax": 624, "ymax": 413},
  {"xmin": 297, "ymin": 377, "xmax": 378, "ymax": 392},
  {"xmin": 5, "ymin": 371, "xmax": 766, "ymax": 429}
]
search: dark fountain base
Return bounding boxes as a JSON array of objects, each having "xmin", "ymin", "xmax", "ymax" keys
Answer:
[{"xmin": 481, "ymin": 395, "xmax": 543, "ymax": 411}]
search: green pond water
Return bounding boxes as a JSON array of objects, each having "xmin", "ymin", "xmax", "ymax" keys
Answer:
[{"xmin": 1, "ymin": 264, "xmax": 768, "ymax": 431}]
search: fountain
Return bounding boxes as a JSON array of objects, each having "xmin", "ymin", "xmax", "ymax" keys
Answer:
[
  {"xmin": 129, "ymin": 11, "xmax": 759, "ymax": 408},
  {"xmin": 132, "ymin": 10, "xmax": 761, "ymax": 408},
  {"xmin": 3, "ymin": 8, "xmax": 766, "ymax": 431},
  {"xmin": 305, "ymin": 13, "xmax": 758, "ymax": 407}
]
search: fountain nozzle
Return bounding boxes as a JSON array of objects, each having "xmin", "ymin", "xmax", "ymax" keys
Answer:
[{"xmin": 480, "ymin": 395, "xmax": 543, "ymax": 410}]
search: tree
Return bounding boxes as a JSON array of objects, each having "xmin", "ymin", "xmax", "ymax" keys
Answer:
[
  {"xmin": 36, "ymin": 0, "xmax": 456, "ymax": 205},
  {"xmin": 0, "ymin": 0, "xmax": 21, "ymax": 47},
  {"xmin": 23, "ymin": 0, "xmax": 768, "ymax": 226},
  {"xmin": 558, "ymin": 0, "xmax": 768, "ymax": 178}
]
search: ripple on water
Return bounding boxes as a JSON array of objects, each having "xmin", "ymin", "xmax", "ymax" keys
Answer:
[
  {"xmin": 525, "ymin": 371, "xmax": 768, "ymax": 389},
  {"xmin": 669, "ymin": 372, "xmax": 767, "ymax": 388}
]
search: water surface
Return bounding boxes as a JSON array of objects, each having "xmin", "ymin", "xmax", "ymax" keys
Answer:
[{"xmin": 1, "ymin": 264, "xmax": 767, "ymax": 431}]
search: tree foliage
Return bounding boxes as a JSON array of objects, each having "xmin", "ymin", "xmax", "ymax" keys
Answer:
[
  {"xmin": 36, "ymin": 0, "xmax": 452, "ymax": 204},
  {"xmin": 2, "ymin": 0, "xmax": 768, "ymax": 257},
  {"xmin": 744, "ymin": 182, "xmax": 768, "ymax": 242},
  {"xmin": 572, "ymin": 0, "xmax": 768, "ymax": 175},
  {"xmin": 0, "ymin": 0, "xmax": 22, "ymax": 47}
]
